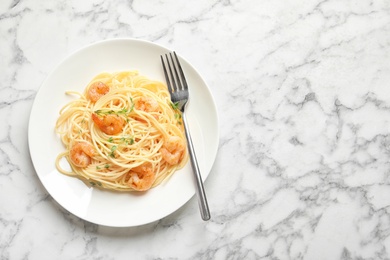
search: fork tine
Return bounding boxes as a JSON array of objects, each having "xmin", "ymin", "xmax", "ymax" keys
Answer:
[
  {"xmin": 173, "ymin": 51, "xmax": 188, "ymax": 90},
  {"xmin": 160, "ymin": 55, "xmax": 173, "ymax": 94},
  {"xmin": 166, "ymin": 54, "xmax": 178, "ymax": 93},
  {"xmin": 170, "ymin": 53, "xmax": 183, "ymax": 91}
]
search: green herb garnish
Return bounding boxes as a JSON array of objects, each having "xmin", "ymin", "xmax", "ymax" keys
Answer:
[
  {"xmin": 117, "ymin": 108, "xmax": 128, "ymax": 114},
  {"xmin": 129, "ymin": 97, "xmax": 134, "ymax": 112},
  {"xmin": 121, "ymin": 136, "xmax": 134, "ymax": 145},
  {"xmin": 170, "ymin": 101, "xmax": 179, "ymax": 110},
  {"xmin": 94, "ymin": 109, "xmax": 115, "ymax": 115},
  {"xmin": 109, "ymin": 145, "xmax": 117, "ymax": 157}
]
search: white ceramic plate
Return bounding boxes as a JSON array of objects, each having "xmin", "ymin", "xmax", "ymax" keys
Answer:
[{"xmin": 28, "ymin": 39, "xmax": 219, "ymax": 227}]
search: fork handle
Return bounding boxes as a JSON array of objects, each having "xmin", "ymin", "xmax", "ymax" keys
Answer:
[{"xmin": 182, "ymin": 113, "xmax": 211, "ymax": 221}]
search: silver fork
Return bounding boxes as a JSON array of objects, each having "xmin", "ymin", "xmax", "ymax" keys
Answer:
[{"xmin": 160, "ymin": 52, "xmax": 210, "ymax": 221}]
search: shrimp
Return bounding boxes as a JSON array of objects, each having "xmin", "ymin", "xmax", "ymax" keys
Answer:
[
  {"xmin": 135, "ymin": 97, "xmax": 159, "ymax": 112},
  {"xmin": 126, "ymin": 164, "xmax": 155, "ymax": 191},
  {"xmin": 69, "ymin": 142, "xmax": 95, "ymax": 168},
  {"xmin": 87, "ymin": 81, "xmax": 109, "ymax": 102},
  {"xmin": 91, "ymin": 113, "xmax": 125, "ymax": 135},
  {"xmin": 160, "ymin": 136, "xmax": 185, "ymax": 165}
]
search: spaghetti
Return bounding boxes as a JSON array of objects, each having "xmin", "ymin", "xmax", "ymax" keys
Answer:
[{"xmin": 55, "ymin": 71, "xmax": 188, "ymax": 191}]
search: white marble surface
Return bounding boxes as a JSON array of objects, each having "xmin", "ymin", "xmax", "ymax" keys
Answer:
[{"xmin": 2, "ymin": 0, "xmax": 390, "ymax": 259}]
